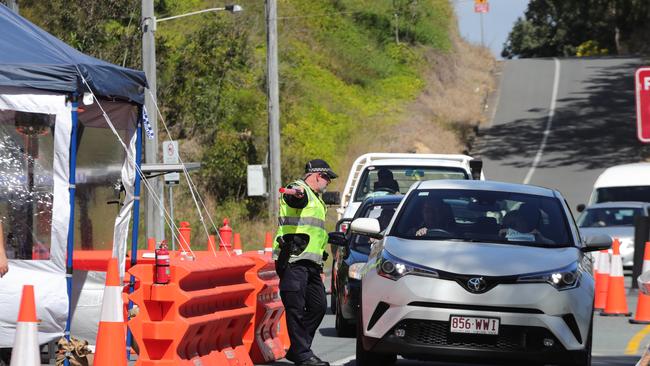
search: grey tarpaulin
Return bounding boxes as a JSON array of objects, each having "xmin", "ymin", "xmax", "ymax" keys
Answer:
[{"xmin": 0, "ymin": 4, "xmax": 147, "ymax": 104}]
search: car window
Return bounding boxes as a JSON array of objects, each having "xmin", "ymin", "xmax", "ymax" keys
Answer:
[
  {"xmin": 354, "ymin": 165, "xmax": 468, "ymax": 201},
  {"xmin": 577, "ymin": 207, "xmax": 642, "ymax": 227},
  {"xmin": 350, "ymin": 202, "xmax": 399, "ymax": 254},
  {"xmin": 391, "ymin": 189, "xmax": 574, "ymax": 247},
  {"xmin": 594, "ymin": 186, "xmax": 650, "ymax": 203}
]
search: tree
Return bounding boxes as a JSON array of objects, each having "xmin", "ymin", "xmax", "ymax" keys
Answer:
[
  {"xmin": 502, "ymin": 0, "xmax": 650, "ymax": 58},
  {"xmin": 18, "ymin": 0, "xmax": 142, "ymax": 68}
]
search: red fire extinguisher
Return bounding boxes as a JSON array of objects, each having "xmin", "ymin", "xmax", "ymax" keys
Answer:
[{"xmin": 155, "ymin": 240, "xmax": 170, "ymax": 284}]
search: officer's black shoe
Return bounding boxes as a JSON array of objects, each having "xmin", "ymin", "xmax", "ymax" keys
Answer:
[{"xmin": 295, "ymin": 356, "xmax": 330, "ymax": 366}]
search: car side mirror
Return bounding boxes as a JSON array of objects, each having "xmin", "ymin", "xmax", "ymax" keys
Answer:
[
  {"xmin": 350, "ymin": 218, "xmax": 382, "ymax": 239},
  {"xmin": 576, "ymin": 204, "xmax": 585, "ymax": 213},
  {"xmin": 581, "ymin": 234, "xmax": 612, "ymax": 252},
  {"xmin": 323, "ymin": 191, "xmax": 341, "ymax": 205},
  {"xmin": 328, "ymin": 231, "xmax": 347, "ymax": 246}
]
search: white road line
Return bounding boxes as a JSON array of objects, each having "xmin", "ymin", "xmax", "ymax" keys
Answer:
[
  {"xmin": 331, "ymin": 354, "xmax": 356, "ymax": 365},
  {"xmin": 522, "ymin": 57, "xmax": 561, "ymax": 185}
]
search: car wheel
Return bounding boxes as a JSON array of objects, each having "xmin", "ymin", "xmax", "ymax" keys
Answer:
[
  {"xmin": 355, "ymin": 309, "xmax": 395, "ymax": 365},
  {"xmin": 335, "ymin": 296, "xmax": 356, "ymax": 337},
  {"xmin": 563, "ymin": 319, "xmax": 592, "ymax": 366}
]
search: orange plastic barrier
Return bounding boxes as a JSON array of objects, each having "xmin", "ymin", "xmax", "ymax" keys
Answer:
[
  {"xmin": 128, "ymin": 255, "xmax": 257, "ymax": 365},
  {"xmin": 242, "ymin": 252, "xmax": 288, "ymax": 363}
]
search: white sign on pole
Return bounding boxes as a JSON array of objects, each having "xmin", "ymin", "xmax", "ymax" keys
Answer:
[
  {"xmin": 247, "ymin": 165, "xmax": 267, "ymax": 196},
  {"xmin": 162, "ymin": 140, "xmax": 180, "ymax": 184}
]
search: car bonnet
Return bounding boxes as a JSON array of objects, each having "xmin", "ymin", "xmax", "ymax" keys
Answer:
[{"xmin": 383, "ymin": 237, "xmax": 581, "ymax": 277}]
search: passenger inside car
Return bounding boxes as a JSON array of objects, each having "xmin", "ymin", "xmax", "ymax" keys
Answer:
[{"xmin": 499, "ymin": 204, "xmax": 554, "ymax": 244}]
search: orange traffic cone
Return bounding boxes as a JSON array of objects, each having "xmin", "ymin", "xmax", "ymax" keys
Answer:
[
  {"xmin": 601, "ymin": 239, "xmax": 631, "ymax": 316},
  {"xmin": 10, "ymin": 285, "xmax": 39, "ymax": 366},
  {"xmin": 233, "ymin": 233, "xmax": 242, "ymax": 255},
  {"xmin": 264, "ymin": 232, "xmax": 273, "ymax": 257},
  {"xmin": 631, "ymin": 242, "xmax": 650, "ymax": 323},
  {"xmin": 207, "ymin": 234, "xmax": 218, "ymax": 254},
  {"xmin": 594, "ymin": 249, "xmax": 610, "ymax": 310},
  {"xmin": 146, "ymin": 237, "xmax": 156, "ymax": 251},
  {"xmin": 94, "ymin": 257, "xmax": 127, "ymax": 366},
  {"xmin": 592, "ymin": 250, "xmax": 600, "ymax": 275}
]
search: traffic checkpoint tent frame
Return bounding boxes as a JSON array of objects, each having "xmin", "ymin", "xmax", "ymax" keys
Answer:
[{"xmin": 0, "ymin": 4, "xmax": 147, "ymax": 347}]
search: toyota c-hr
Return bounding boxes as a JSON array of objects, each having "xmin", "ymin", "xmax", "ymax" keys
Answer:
[{"xmin": 351, "ymin": 180, "xmax": 611, "ymax": 366}]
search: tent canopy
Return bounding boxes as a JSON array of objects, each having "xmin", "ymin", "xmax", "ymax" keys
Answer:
[{"xmin": 0, "ymin": 4, "xmax": 147, "ymax": 104}]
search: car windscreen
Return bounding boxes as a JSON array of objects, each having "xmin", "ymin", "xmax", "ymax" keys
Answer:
[
  {"xmin": 578, "ymin": 207, "xmax": 642, "ymax": 227},
  {"xmin": 390, "ymin": 189, "xmax": 574, "ymax": 247},
  {"xmin": 594, "ymin": 186, "xmax": 650, "ymax": 203},
  {"xmin": 350, "ymin": 202, "xmax": 399, "ymax": 254},
  {"xmin": 353, "ymin": 165, "xmax": 468, "ymax": 202}
]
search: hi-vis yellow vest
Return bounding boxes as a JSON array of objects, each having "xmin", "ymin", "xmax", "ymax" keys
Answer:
[{"xmin": 273, "ymin": 180, "xmax": 328, "ymax": 265}]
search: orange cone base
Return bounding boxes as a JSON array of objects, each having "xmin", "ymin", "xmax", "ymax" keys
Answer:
[
  {"xmin": 630, "ymin": 318, "xmax": 650, "ymax": 324},
  {"xmin": 94, "ymin": 322, "xmax": 127, "ymax": 366},
  {"xmin": 600, "ymin": 311, "xmax": 631, "ymax": 317}
]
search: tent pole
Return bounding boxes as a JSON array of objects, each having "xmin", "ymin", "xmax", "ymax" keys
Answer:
[
  {"xmin": 64, "ymin": 93, "xmax": 79, "ymax": 366},
  {"xmin": 126, "ymin": 109, "xmax": 143, "ymax": 361}
]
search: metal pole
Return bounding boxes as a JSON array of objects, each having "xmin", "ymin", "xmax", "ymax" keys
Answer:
[
  {"xmin": 63, "ymin": 93, "xmax": 79, "ymax": 366},
  {"xmin": 126, "ymin": 114, "xmax": 143, "ymax": 361},
  {"xmin": 169, "ymin": 184, "xmax": 175, "ymax": 251},
  {"xmin": 142, "ymin": 0, "xmax": 165, "ymax": 242},
  {"xmin": 157, "ymin": 7, "xmax": 226, "ymax": 22},
  {"xmin": 266, "ymin": 0, "xmax": 281, "ymax": 221}
]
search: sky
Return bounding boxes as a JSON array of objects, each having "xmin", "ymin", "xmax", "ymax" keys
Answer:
[{"xmin": 452, "ymin": 0, "xmax": 530, "ymax": 59}]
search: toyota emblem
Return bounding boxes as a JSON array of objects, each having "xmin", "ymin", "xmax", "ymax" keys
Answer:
[{"xmin": 467, "ymin": 277, "xmax": 487, "ymax": 293}]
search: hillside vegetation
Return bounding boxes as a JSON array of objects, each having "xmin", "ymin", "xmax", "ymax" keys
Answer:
[
  {"xmin": 13, "ymin": 0, "xmax": 494, "ymax": 249},
  {"xmin": 504, "ymin": 0, "xmax": 650, "ymax": 58}
]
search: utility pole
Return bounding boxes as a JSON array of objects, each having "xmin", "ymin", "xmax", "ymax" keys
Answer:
[
  {"xmin": 266, "ymin": 0, "xmax": 281, "ymax": 222},
  {"xmin": 7, "ymin": 0, "xmax": 18, "ymax": 13},
  {"xmin": 142, "ymin": 0, "xmax": 165, "ymax": 242}
]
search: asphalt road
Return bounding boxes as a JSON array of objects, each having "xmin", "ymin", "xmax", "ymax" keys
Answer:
[
  {"xmin": 262, "ymin": 57, "xmax": 650, "ymax": 366},
  {"xmin": 475, "ymin": 57, "xmax": 646, "ymax": 209}
]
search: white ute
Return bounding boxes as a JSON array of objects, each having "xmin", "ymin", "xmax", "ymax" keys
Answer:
[{"xmin": 336, "ymin": 153, "xmax": 484, "ymax": 226}]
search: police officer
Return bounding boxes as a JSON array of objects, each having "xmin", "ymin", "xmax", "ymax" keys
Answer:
[{"xmin": 273, "ymin": 159, "xmax": 340, "ymax": 366}]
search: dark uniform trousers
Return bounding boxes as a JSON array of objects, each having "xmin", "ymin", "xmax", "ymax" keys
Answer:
[{"xmin": 279, "ymin": 260, "xmax": 327, "ymax": 362}]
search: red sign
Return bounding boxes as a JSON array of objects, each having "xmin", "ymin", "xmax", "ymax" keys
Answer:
[
  {"xmin": 474, "ymin": 0, "xmax": 489, "ymax": 13},
  {"xmin": 636, "ymin": 67, "xmax": 650, "ymax": 142}
]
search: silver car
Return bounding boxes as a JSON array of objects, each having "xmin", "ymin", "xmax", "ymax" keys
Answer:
[
  {"xmin": 577, "ymin": 201, "xmax": 650, "ymax": 268},
  {"xmin": 352, "ymin": 180, "xmax": 610, "ymax": 366}
]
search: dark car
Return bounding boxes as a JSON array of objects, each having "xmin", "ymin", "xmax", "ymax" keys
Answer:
[{"xmin": 331, "ymin": 194, "xmax": 403, "ymax": 336}]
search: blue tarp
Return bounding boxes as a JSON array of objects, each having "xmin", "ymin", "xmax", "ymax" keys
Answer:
[{"xmin": 0, "ymin": 4, "xmax": 147, "ymax": 104}]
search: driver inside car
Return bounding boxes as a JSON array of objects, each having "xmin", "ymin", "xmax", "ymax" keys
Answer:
[
  {"xmin": 373, "ymin": 168, "xmax": 399, "ymax": 193},
  {"xmin": 412, "ymin": 198, "xmax": 456, "ymax": 237}
]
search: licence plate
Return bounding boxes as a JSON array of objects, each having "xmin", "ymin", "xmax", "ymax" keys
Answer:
[{"xmin": 449, "ymin": 315, "xmax": 499, "ymax": 335}]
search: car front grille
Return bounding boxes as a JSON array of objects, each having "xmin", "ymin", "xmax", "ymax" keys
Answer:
[{"xmin": 395, "ymin": 319, "xmax": 562, "ymax": 352}]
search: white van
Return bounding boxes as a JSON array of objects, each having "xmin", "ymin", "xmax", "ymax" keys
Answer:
[{"xmin": 586, "ymin": 162, "xmax": 650, "ymax": 205}]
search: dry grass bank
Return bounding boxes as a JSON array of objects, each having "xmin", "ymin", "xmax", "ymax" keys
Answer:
[{"xmin": 337, "ymin": 35, "xmax": 496, "ymax": 193}]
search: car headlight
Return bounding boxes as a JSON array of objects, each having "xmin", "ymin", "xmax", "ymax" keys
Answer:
[
  {"xmin": 348, "ymin": 263, "xmax": 365, "ymax": 280},
  {"xmin": 377, "ymin": 251, "xmax": 438, "ymax": 281},
  {"xmin": 517, "ymin": 262, "xmax": 581, "ymax": 290}
]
